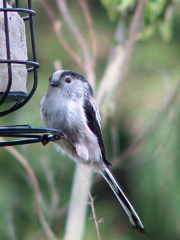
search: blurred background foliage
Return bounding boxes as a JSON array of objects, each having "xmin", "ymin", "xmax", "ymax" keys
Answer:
[{"xmin": 0, "ymin": 0, "xmax": 180, "ymax": 239}]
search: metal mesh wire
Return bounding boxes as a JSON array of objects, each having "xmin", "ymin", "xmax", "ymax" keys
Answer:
[{"xmin": 0, "ymin": 0, "xmax": 39, "ymax": 117}]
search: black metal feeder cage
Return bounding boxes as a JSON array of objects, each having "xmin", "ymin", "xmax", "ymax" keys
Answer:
[{"xmin": 0, "ymin": 0, "xmax": 64, "ymax": 147}]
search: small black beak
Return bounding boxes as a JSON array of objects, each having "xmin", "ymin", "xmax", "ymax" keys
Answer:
[{"xmin": 50, "ymin": 80, "xmax": 60, "ymax": 87}]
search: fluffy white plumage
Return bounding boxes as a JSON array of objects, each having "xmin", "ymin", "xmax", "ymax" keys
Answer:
[{"xmin": 40, "ymin": 70, "xmax": 147, "ymax": 236}]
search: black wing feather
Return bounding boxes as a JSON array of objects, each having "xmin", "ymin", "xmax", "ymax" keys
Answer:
[{"xmin": 83, "ymin": 98, "xmax": 111, "ymax": 166}]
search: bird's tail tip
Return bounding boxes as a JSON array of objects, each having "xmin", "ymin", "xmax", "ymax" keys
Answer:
[{"xmin": 132, "ymin": 225, "xmax": 150, "ymax": 238}]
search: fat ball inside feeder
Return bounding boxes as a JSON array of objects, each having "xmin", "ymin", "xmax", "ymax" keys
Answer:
[{"xmin": 0, "ymin": 0, "xmax": 28, "ymax": 102}]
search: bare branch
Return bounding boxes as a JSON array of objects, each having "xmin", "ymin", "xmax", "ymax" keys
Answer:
[
  {"xmin": 0, "ymin": 141, "xmax": 57, "ymax": 240},
  {"xmin": 38, "ymin": 0, "xmax": 56, "ymax": 22},
  {"xmin": 38, "ymin": 0, "xmax": 85, "ymax": 70},
  {"xmin": 54, "ymin": 59, "xmax": 62, "ymax": 71},
  {"xmin": 63, "ymin": 164, "xmax": 93, "ymax": 240},
  {"xmin": 113, "ymin": 80, "xmax": 180, "ymax": 167},
  {"xmin": 54, "ymin": 20, "xmax": 86, "ymax": 70},
  {"xmin": 113, "ymin": 0, "xmax": 147, "ymax": 102},
  {"xmin": 97, "ymin": 0, "xmax": 146, "ymax": 118},
  {"xmin": 42, "ymin": 158, "xmax": 60, "ymax": 221},
  {"xmin": 87, "ymin": 192, "xmax": 102, "ymax": 240},
  {"xmin": 115, "ymin": 0, "xmax": 147, "ymax": 95},
  {"xmin": 79, "ymin": 0, "xmax": 97, "ymax": 67},
  {"xmin": 56, "ymin": 0, "xmax": 95, "ymax": 85},
  {"xmin": 97, "ymin": 20, "xmax": 126, "ymax": 113}
]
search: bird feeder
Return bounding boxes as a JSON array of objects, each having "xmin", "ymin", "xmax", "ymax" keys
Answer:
[
  {"xmin": 0, "ymin": 0, "xmax": 39, "ymax": 117},
  {"xmin": 0, "ymin": 0, "xmax": 27, "ymax": 101},
  {"xmin": 0, "ymin": 1, "xmax": 64, "ymax": 146}
]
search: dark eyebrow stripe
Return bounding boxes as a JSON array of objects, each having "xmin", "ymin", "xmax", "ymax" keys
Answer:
[{"xmin": 60, "ymin": 71, "xmax": 86, "ymax": 82}]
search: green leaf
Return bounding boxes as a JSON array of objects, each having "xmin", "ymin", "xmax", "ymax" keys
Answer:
[
  {"xmin": 145, "ymin": 0, "xmax": 167, "ymax": 24},
  {"xmin": 140, "ymin": 24, "xmax": 156, "ymax": 40},
  {"xmin": 158, "ymin": 6, "xmax": 174, "ymax": 42},
  {"xmin": 100, "ymin": 0, "xmax": 136, "ymax": 21}
]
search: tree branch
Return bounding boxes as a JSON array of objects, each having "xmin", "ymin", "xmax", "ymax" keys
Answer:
[
  {"xmin": 56, "ymin": 0, "xmax": 95, "ymax": 85},
  {"xmin": 113, "ymin": 79, "xmax": 180, "ymax": 167},
  {"xmin": 38, "ymin": 0, "xmax": 85, "ymax": 70},
  {"xmin": 0, "ymin": 141, "xmax": 57, "ymax": 240},
  {"xmin": 63, "ymin": 164, "xmax": 93, "ymax": 240},
  {"xmin": 97, "ymin": 0, "xmax": 147, "ymax": 119},
  {"xmin": 79, "ymin": 0, "xmax": 97, "ymax": 68},
  {"xmin": 87, "ymin": 191, "xmax": 103, "ymax": 240}
]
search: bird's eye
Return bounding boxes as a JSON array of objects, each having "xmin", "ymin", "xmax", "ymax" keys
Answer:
[{"xmin": 65, "ymin": 77, "xmax": 71, "ymax": 83}]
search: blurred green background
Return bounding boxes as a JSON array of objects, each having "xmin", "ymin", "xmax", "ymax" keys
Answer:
[{"xmin": 0, "ymin": 0, "xmax": 180, "ymax": 239}]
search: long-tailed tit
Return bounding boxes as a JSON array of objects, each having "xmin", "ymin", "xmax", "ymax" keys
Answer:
[{"xmin": 40, "ymin": 70, "xmax": 147, "ymax": 235}]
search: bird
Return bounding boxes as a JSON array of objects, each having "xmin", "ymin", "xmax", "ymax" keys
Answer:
[{"xmin": 40, "ymin": 70, "xmax": 147, "ymax": 235}]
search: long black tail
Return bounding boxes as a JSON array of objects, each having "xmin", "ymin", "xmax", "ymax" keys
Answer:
[{"xmin": 100, "ymin": 165, "xmax": 147, "ymax": 235}]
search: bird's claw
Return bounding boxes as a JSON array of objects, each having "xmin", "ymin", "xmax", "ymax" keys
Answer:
[{"xmin": 41, "ymin": 131, "xmax": 68, "ymax": 146}]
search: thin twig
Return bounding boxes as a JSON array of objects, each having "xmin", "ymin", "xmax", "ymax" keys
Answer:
[
  {"xmin": 123, "ymin": 113, "xmax": 176, "ymax": 170},
  {"xmin": 113, "ymin": 0, "xmax": 147, "ymax": 102},
  {"xmin": 42, "ymin": 158, "xmax": 60, "ymax": 221},
  {"xmin": 54, "ymin": 59, "xmax": 62, "ymax": 71},
  {"xmin": 54, "ymin": 20, "xmax": 86, "ymax": 70},
  {"xmin": 38, "ymin": 0, "xmax": 85, "ymax": 70},
  {"xmin": 63, "ymin": 164, "xmax": 93, "ymax": 240},
  {"xmin": 112, "ymin": 80, "xmax": 180, "ymax": 167},
  {"xmin": 38, "ymin": 0, "xmax": 56, "ymax": 22},
  {"xmin": 79, "ymin": 0, "xmax": 97, "ymax": 67},
  {"xmin": 87, "ymin": 191, "xmax": 103, "ymax": 240},
  {"xmin": 56, "ymin": 0, "xmax": 95, "ymax": 85},
  {"xmin": 0, "ymin": 140, "xmax": 57, "ymax": 240},
  {"xmin": 97, "ymin": 20, "xmax": 126, "ymax": 112},
  {"xmin": 97, "ymin": 0, "xmax": 146, "ymax": 117}
]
